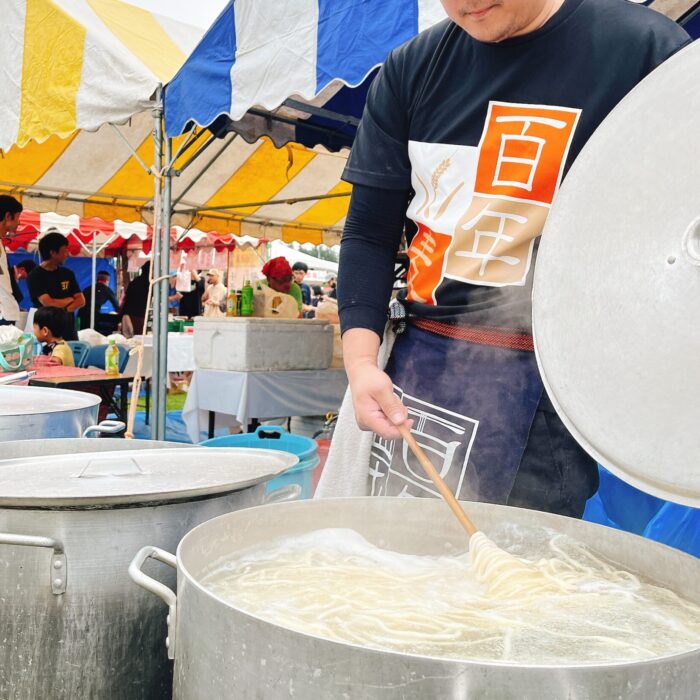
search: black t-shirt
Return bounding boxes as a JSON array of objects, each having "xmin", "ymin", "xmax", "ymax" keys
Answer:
[
  {"xmin": 341, "ymin": 0, "xmax": 689, "ymax": 331},
  {"xmin": 27, "ymin": 266, "xmax": 80, "ymax": 308}
]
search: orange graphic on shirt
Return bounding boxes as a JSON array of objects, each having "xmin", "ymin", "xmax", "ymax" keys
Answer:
[
  {"xmin": 474, "ymin": 103, "xmax": 579, "ymax": 204},
  {"xmin": 406, "ymin": 102, "xmax": 580, "ymax": 300},
  {"xmin": 407, "ymin": 223, "xmax": 451, "ymax": 303}
]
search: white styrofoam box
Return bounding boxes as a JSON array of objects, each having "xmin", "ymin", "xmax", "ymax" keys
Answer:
[{"xmin": 193, "ymin": 318, "xmax": 334, "ymax": 372}]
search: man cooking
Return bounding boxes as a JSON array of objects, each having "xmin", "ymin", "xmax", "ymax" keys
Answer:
[{"xmin": 334, "ymin": 0, "xmax": 689, "ymax": 516}]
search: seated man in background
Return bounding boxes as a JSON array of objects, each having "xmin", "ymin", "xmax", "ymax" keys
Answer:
[
  {"xmin": 33, "ymin": 306, "xmax": 75, "ymax": 366},
  {"xmin": 27, "ymin": 231, "xmax": 84, "ymax": 340},
  {"xmin": 78, "ymin": 270, "xmax": 119, "ymax": 331}
]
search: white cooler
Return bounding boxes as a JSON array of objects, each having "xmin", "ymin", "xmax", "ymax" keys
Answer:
[{"xmin": 193, "ymin": 317, "xmax": 335, "ymax": 372}]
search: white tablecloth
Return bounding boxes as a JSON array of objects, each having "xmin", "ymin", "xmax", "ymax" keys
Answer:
[
  {"xmin": 124, "ymin": 333, "xmax": 195, "ymax": 377},
  {"xmin": 182, "ymin": 368, "xmax": 348, "ymax": 442}
]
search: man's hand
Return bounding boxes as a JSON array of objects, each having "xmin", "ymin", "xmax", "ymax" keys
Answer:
[{"xmin": 343, "ymin": 328, "xmax": 410, "ymax": 440}]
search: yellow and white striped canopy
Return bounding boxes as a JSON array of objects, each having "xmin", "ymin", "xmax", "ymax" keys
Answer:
[{"xmin": 0, "ymin": 0, "xmax": 350, "ymax": 246}]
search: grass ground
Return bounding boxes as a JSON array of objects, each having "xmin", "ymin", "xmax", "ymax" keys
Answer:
[{"xmin": 134, "ymin": 390, "xmax": 188, "ymax": 413}]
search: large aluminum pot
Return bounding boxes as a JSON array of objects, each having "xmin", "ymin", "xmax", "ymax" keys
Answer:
[
  {"xmin": 0, "ymin": 385, "xmax": 100, "ymax": 441},
  {"xmin": 132, "ymin": 498, "xmax": 700, "ymax": 700},
  {"xmin": 0, "ymin": 447, "xmax": 298, "ymax": 700}
]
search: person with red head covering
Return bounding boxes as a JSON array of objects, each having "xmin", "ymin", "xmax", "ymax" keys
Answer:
[{"xmin": 261, "ymin": 257, "xmax": 303, "ymax": 315}]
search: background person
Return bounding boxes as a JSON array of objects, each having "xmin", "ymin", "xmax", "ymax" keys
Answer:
[
  {"xmin": 201, "ymin": 268, "xmax": 227, "ymax": 318},
  {"xmin": 261, "ymin": 257, "xmax": 303, "ymax": 316},
  {"xmin": 292, "ymin": 262, "xmax": 314, "ymax": 316},
  {"xmin": 179, "ymin": 270, "xmax": 204, "ymax": 319},
  {"xmin": 119, "ymin": 261, "xmax": 150, "ymax": 336},
  {"xmin": 33, "ymin": 306, "xmax": 75, "ymax": 366},
  {"xmin": 27, "ymin": 230, "xmax": 84, "ymax": 340},
  {"xmin": 78, "ymin": 270, "xmax": 119, "ymax": 331},
  {"xmin": 0, "ymin": 195, "xmax": 22, "ymax": 326}
]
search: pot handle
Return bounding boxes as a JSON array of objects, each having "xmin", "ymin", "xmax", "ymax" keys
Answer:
[
  {"xmin": 82, "ymin": 420, "xmax": 126, "ymax": 438},
  {"xmin": 129, "ymin": 546, "xmax": 177, "ymax": 659},
  {"xmin": 264, "ymin": 484, "xmax": 302, "ymax": 504},
  {"xmin": 0, "ymin": 533, "xmax": 67, "ymax": 594}
]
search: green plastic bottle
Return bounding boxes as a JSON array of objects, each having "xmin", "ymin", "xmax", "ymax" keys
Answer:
[
  {"xmin": 105, "ymin": 339, "xmax": 119, "ymax": 376},
  {"xmin": 240, "ymin": 280, "xmax": 253, "ymax": 316}
]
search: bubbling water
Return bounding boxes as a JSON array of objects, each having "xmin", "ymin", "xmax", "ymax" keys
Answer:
[{"xmin": 202, "ymin": 528, "xmax": 700, "ymax": 665}]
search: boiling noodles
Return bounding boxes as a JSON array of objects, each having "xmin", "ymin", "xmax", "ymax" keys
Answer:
[{"xmin": 202, "ymin": 528, "xmax": 700, "ymax": 664}]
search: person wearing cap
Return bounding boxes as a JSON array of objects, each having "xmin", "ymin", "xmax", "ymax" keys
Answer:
[
  {"xmin": 261, "ymin": 257, "xmax": 303, "ymax": 316},
  {"xmin": 201, "ymin": 269, "xmax": 227, "ymax": 318}
]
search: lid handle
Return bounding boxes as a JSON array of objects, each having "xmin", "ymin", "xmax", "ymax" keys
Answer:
[{"xmin": 76, "ymin": 455, "xmax": 146, "ymax": 479}]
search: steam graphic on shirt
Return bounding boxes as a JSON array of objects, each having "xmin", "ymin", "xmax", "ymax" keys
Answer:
[{"xmin": 407, "ymin": 102, "xmax": 581, "ymax": 303}]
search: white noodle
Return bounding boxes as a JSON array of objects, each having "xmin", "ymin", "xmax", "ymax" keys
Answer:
[{"xmin": 202, "ymin": 528, "xmax": 700, "ymax": 665}]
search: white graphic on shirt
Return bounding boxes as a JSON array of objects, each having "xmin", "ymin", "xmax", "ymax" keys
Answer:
[
  {"xmin": 492, "ymin": 115, "xmax": 569, "ymax": 192},
  {"xmin": 369, "ymin": 387, "xmax": 479, "ymax": 499},
  {"xmin": 454, "ymin": 203, "xmax": 526, "ymax": 277}
]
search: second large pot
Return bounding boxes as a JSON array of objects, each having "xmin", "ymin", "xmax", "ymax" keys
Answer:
[
  {"xmin": 0, "ymin": 446, "xmax": 298, "ymax": 700},
  {"xmin": 132, "ymin": 497, "xmax": 700, "ymax": 700}
]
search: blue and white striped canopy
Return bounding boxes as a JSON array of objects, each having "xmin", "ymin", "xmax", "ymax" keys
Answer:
[{"xmin": 164, "ymin": 0, "xmax": 446, "ymax": 140}]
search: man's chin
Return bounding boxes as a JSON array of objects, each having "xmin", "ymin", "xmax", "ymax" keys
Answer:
[{"xmin": 461, "ymin": 22, "xmax": 513, "ymax": 42}]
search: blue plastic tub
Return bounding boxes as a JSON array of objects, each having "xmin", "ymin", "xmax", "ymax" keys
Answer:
[{"xmin": 201, "ymin": 425, "xmax": 318, "ymax": 499}]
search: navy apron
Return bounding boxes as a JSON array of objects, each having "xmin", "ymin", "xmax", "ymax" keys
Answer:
[{"xmin": 369, "ymin": 319, "xmax": 543, "ymax": 504}]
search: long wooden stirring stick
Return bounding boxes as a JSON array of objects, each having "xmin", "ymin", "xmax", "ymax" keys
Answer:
[{"xmin": 398, "ymin": 423, "xmax": 478, "ymax": 537}]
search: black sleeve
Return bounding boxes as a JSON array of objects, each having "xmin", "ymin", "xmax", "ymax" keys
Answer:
[
  {"xmin": 338, "ymin": 183, "xmax": 410, "ymax": 338},
  {"xmin": 26, "ymin": 269, "xmax": 42, "ymax": 304},
  {"xmin": 66, "ymin": 270, "xmax": 80, "ymax": 296},
  {"xmin": 342, "ymin": 49, "xmax": 412, "ymax": 190},
  {"xmin": 642, "ymin": 17, "xmax": 691, "ymax": 75},
  {"xmin": 106, "ymin": 288, "xmax": 119, "ymax": 310},
  {"xmin": 10, "ymin": 272, "xmax": 22, "ymax": 304}
]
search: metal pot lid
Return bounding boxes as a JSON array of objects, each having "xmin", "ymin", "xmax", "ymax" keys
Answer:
[
  {"xmin": 533, "ymin": 41, "xmax": 700, "ymax": 506},
  {"xmin": 0, "ymin": 447, "xmax": 298, "ymax": 507},
  {"xmin": 0, "ymin": 385, "xmax": 101, "ymax": 415}
]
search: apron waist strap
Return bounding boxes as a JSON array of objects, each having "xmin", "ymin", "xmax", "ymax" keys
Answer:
[{"xmin": 411, "ymin": 318, "xmax": 534, "ymax": 352}]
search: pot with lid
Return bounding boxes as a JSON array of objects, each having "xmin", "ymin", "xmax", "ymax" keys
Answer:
[
  {"xmin": 0, "ymin": 446, "xmax": 298, "ymax": 700},
  {"xmin": 0, "ymin": 385, "xmax": 101, "ymax": 441}
]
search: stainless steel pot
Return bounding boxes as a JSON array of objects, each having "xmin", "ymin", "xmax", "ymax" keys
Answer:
[
  {"xmin": 0, "ymin": 446, "xmax": 298, "ymax": 700},
  {"xmin": 132, "ymin": 498, "xmax": 700, "ymax": 700},
  {"xmin": 0, "ymin": 385, "xmax": 100, "ymax": 441}
]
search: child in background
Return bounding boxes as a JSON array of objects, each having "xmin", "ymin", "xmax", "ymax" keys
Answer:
[{"xmin": 33, "ymin": 307, "xmax": 75, "ymax": 367}]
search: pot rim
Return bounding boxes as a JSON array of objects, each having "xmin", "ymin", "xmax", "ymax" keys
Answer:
[{"xmin": 174, "ymin": 497, "xmax": 700, "ymax": 670}]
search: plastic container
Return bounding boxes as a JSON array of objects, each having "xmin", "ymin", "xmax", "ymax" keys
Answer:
[
  {"xmin": 104, "ymin": 339, "xmax": 119, "ymax": 376},
  {"xmin": 240, "ymin": 280, "xmax": 253, "ymax": 317},
  {"xmin": 201, "ymin": 426, "xmax": 318, "ymax": 499},
  {"xmin": 193, "ymin": 317, "xmax": 334, "ymax": 371}
]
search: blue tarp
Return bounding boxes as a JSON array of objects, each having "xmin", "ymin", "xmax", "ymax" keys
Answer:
[{"xmin": 584, "ymin": 467, "xmax": 700, "ymax": 558}]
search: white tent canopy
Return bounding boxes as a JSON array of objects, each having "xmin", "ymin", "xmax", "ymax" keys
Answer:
[{"xmin": 269, "ymin": 240, "xmax": 338, "ymax": 274}]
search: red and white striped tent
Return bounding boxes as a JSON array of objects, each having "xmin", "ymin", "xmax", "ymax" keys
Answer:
[{"xmin": 5, "ymin": 209, "xmax": 262, "ymax": 257}]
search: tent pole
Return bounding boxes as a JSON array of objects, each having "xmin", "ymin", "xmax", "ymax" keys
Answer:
[
  {"xmin": 90, "ymin": 236, "xmax": 97, "ymax": 330},
  {"xmin": 155, "ymin": 135, "xmax": 173, "ymax": 440},
  {"xmin": 151, "ymin": 86, "xmax": 166, "ymax": 440}
]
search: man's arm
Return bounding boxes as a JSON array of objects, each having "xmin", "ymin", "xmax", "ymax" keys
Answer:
[
  {"xmin": 37, "ymin": 293, "xmax": 75, "ymax": 309},
  {"xmin": 66, "ymin": 292, "xmax": 85, "ymax": 312},
  {"xmin": 338, "ymin": 183, "xmax": 411, "ymax": 439}
]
